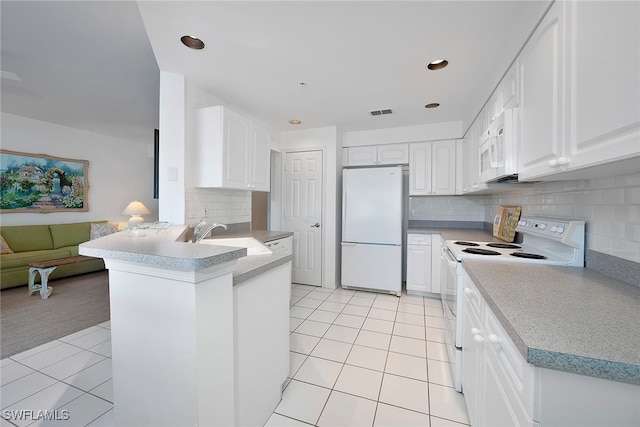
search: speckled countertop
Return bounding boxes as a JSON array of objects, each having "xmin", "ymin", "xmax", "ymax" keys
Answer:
[
  {"xmin": 462, "ymin": 259, "xmax": 640, "ymax": 385},
  {"xmin": 79, "ymin": 226, "xmax": 293, "ymax": 285}
]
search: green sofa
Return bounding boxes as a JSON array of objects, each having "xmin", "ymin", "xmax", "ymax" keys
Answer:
[{"xmin": 0, "ymin": 221, "xmax": 108, "ymax": 290}]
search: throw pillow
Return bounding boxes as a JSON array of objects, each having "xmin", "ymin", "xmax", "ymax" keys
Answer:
[
  {"xmin": 90, "ymin": 223, "xmax": 118, "ymax": 240},
  {"xmin": 0, "ymin": 234, "xmax": 14, "ymax": 254}
]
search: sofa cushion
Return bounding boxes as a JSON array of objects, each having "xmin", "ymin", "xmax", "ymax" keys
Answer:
[
  {"xmin": 0, "ymin": 225, "xmax": 53, "ymax": 252},
  {"xmin": 49, "ymin": 222, "xmax": 92, "ymax": 249},
  {"xmin": 1, "ymin": 235, "xmax": 14, "ymax": 254},
  {"xmin": 0, "ymin": 249, "xmax": 74, "ymax": 269},
  {"xmin": 90, "ymin": 222, "xmax": 118, "ymax": 240}
]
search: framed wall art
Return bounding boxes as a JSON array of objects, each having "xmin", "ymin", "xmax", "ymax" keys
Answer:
[{"xmin": 0, "ymin": 149, "xmax": 89, "ymax": 213}]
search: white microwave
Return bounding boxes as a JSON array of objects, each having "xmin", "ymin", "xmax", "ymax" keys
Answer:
[{"xmin": 479, "ymin": 108, "xmax": 518, "ymax": 183}]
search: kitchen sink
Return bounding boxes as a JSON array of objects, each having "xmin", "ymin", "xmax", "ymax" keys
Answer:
[{"xmin": 197, "ymin": 237, "xmax": 273, "ymax": 256}]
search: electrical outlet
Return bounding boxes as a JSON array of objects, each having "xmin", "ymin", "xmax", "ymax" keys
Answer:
[{"xmin": 452, "ymin": 207, "xmax": 459, "ymax": 215}]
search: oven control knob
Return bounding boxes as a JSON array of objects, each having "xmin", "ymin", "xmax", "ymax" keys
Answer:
[
  {"xmin": 550, "ymin": 226, "xmax": 558, "ymax": 232},
  {"xmin": 488, "ymin": 334, "xmax": 500, "ymax": 344},
  {"xmin": 556, "ymin": 227, "xmax": 565, "ymax": 234},
  {"xmin": 538, "ymin": 223, "xmax": 547, "ymax": 230},
  {"xmin": 518, "ymin": 220, "xmax": 527, "ymax": 226}
]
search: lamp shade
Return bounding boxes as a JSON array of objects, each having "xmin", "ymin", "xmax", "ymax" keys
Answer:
[
  {"xmin": 122, "ymin": 201, "xmax": 151, "ymax": 215},
  {"xmin": 122, "ymin": 201, "xmax": 151, "ymax": 226}
]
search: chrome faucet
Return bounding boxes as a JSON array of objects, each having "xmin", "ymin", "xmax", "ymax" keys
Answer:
[{"xmin": 193, "ymin": 220, "xmax": 227, "ymax": 243}]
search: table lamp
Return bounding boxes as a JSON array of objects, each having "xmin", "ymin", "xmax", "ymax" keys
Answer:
[{"xmin": 122, "ymin": 201, "xmax": 151, "ymax": 227}]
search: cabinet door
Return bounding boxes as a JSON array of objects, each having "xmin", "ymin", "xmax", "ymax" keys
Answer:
[
  {"xmin": 409, "ymin": 142, "xmax": 432, "ymax": 195},
  {"xmin": 483, "ymin": 353, "xmax": 522, "ymax": 427},
  {"xmin": 250, "ymin": 122, "xmax": 271, "ymax": 191},
  {"xmin": 223, "ymin": 108, "xmax": 251, "ymax": 189},
  {"xmin": 347, "ymin": 145, "xmax": 378, "ymax": 166},
  {"xmin": 568, "ymin": 1, "xmax": 640, "ymax": 170},
  {"xmin": 406, "ymin": 244, "xmax": 432, "ymax": 293},
  {"xmin": 500, "ymin": 64, "xmax": 518, "ymax": 110},
  {"xmin": 431, "ymin": 140, "xmax": 456, "ymax": 195},
  {"xmin": 518, "ymin": 1, "xmax": 567, "ymax": 180},
  {"xmin": 377, "ymin": 143, "xmax": 409, "ymax": 165},
  {"xmin": 462, "ymin": 303, "xmax": 484, "ymax": 426}
]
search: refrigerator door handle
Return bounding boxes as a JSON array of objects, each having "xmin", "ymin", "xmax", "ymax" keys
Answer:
[
  {"xmin": 341, "ymin": 242, "xmax": 357, "ymax": 246},
  {"xmin": 342, "ymin": 171, "xmax": 348, "ymax": 237}
]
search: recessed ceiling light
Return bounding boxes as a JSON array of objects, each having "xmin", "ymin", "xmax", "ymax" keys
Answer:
[
  {"xmin": 289, "ymin": 119, "xmax": 302, "ymax": 125},
  {"xmin": 427, "ymin": 59, "xmax": 448, "ymax": 70},
  {"xmin": 425, "ymin": 103, "xmax": 440, "ymax": 109},
  {"xmin": 181, "ymin": 35, "xmax": 205, "ymax": 50}
]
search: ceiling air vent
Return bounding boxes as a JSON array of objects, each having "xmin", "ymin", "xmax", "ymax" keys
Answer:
[{"xmin": 369, "ymin": 108, "xmax": 393, "ymax": 116}]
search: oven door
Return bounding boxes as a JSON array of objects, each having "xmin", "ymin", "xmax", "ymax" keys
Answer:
[
  {"xmin": 441, "ymin": 244, "xmax": 463, "ymax": 391},
  {"xmin": 441, "ymin": 246, "xmax": 461, "ymax": 342}
]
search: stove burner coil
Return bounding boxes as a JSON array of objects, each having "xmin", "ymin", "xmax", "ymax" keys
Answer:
[
  {"xmin": 454, "ymin": 241, "xmax": 480, "ymax": 246},
  {"xmin": 486, "ymin": 243, "xmax": 521, "ymax": 249},
  {"xmin": 462, "ymin": 248, "xmax": 501, "ymax": 256},
  {"xmin": 510, "ymin": 252, "xmax": 547, "ymax": 259}
]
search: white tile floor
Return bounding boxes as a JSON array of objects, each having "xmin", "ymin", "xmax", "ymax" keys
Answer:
[{"xmin": 1, "ymin": 285, "xmax": 469, "ymax": 426}]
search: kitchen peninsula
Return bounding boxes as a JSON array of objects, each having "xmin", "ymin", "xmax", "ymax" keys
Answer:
[{"xmin": 79, "ymin": 225, "xmax": 292, "ymax": 427}]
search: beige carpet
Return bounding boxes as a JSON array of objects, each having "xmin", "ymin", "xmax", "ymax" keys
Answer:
[{"xmin": 1, "ymin": 271, "xmax": 110, "ymax": 359}]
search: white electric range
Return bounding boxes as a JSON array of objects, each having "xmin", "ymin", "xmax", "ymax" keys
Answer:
[{"xmin": 440, "ymin": 217, "xmax": 586, "ymax": 392}]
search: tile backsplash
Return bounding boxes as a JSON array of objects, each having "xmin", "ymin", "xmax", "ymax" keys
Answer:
[
  {"xmin": 410, "ymin": 172, "xmax": 640, "ymax": 263},
  {"xmin": 409, "ymin": 195, "xmax": 485, "ymax": 221},
  {"xmin": 185, "ymin": 188, "xmax": 251, "ymax": 226}
]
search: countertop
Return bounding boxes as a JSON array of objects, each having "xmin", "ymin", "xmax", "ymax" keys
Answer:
[
  {"xmin": 463, "ymin": 260, "xmax": 640, "ymax": 385},
  {"xmin": 79, "ymin": 226, "xmax": 293, "ymax": 285}
]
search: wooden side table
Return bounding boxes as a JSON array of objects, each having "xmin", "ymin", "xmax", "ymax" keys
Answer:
[{"xmin": 28, "ymin": 256, "xmax": 98, "ymax": 299}]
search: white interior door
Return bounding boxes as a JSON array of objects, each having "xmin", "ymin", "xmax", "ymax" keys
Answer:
[{"xmin": 282, "ymin": 150, "xmax": 323, "ymax": 286}]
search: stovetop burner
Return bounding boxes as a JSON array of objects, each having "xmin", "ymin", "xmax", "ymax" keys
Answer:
[
  {"xmin": 486, "ymin": 243, "xmax": 521, "ymax": 249},
  {"xmin": 454, "ymin": 241, "xmax": 480, "ymax": 246},
  {"xmin": 510, "ymin": 252, "xmax": 547, "ymax": 260},
  {"xmin": 462, "ymin": 248, "xmax": 501, "ymax": 256}
]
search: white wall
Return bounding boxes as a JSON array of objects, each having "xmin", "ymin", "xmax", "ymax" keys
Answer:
[
  {"xmin": 157, "ymin": 71, "xmax": 187, "ymax": 224},
  {"xmin": 0, "ymin": 112, "xmax": 157, "ymax": 228},
  {"xmin": 281, "ymin": 126, "xmax": 341, "ymax": 288}
]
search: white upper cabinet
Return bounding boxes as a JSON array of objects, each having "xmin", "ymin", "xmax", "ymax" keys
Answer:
[
  {"xmin": 409, "ymin": 140, "xmax": 456, "ymax": 196},
  {"xmin": 486, "ymin": 64, "xmax": 517, "ymax": 126},
  {"xmin": 459, "ymin": 120, "xmax": 488, "ymax": 194},
  {"xmin": 249, "ymin": 121, "xmax": 271, "ymax": 191},
  {"xmin": 519, "ymin": 1, "xmax": 640, "ymax": 180},
  {"xmin": 345, "ymin": 143, "xmax": 409, "ymax": 166},
  {"xmin": 195, "ymin": 105, "xmax": 271, "ymax": 191},
  {"xmin": 566, "ymin": 0, "xmax": 640, "ymax": 171},
  {"xmin": 517, "ymin": 0, "xmax": 567, "ymax": 180}
]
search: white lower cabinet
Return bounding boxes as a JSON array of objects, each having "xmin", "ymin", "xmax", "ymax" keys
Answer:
[
  {"xmin": 406, "ymin": 233, "xmax": 441, "ymax": 295},
  {"xmin": 462, "ymin": 270, "xmax": 540, "ymax": 427},
  {"xmin": 462, "ymin": 268, "xmax": 640, "ymax": 427}
]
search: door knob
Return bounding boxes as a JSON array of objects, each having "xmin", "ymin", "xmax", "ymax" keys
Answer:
[{"xmin": 311, "ymin": 223, "xmax": 320, "ymax": 228}]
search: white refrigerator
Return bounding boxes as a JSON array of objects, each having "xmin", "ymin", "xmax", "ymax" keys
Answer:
[{"xmin": 341, "ymin": 166, "xmax": 403, "ymax": 295}]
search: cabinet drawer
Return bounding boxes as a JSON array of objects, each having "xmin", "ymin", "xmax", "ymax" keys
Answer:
[
  {"xmin": 407, "ymin": 234, "xmax": 431, "ymax": 246},
  {"xmin": 462, "ymin": 272, "xmax": 483, "ymax": 320}
]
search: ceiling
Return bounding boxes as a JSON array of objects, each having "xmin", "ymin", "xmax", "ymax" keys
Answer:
[{"xmin": 1, "ymin": 1, "xmax": 551, "ymax": 144}]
